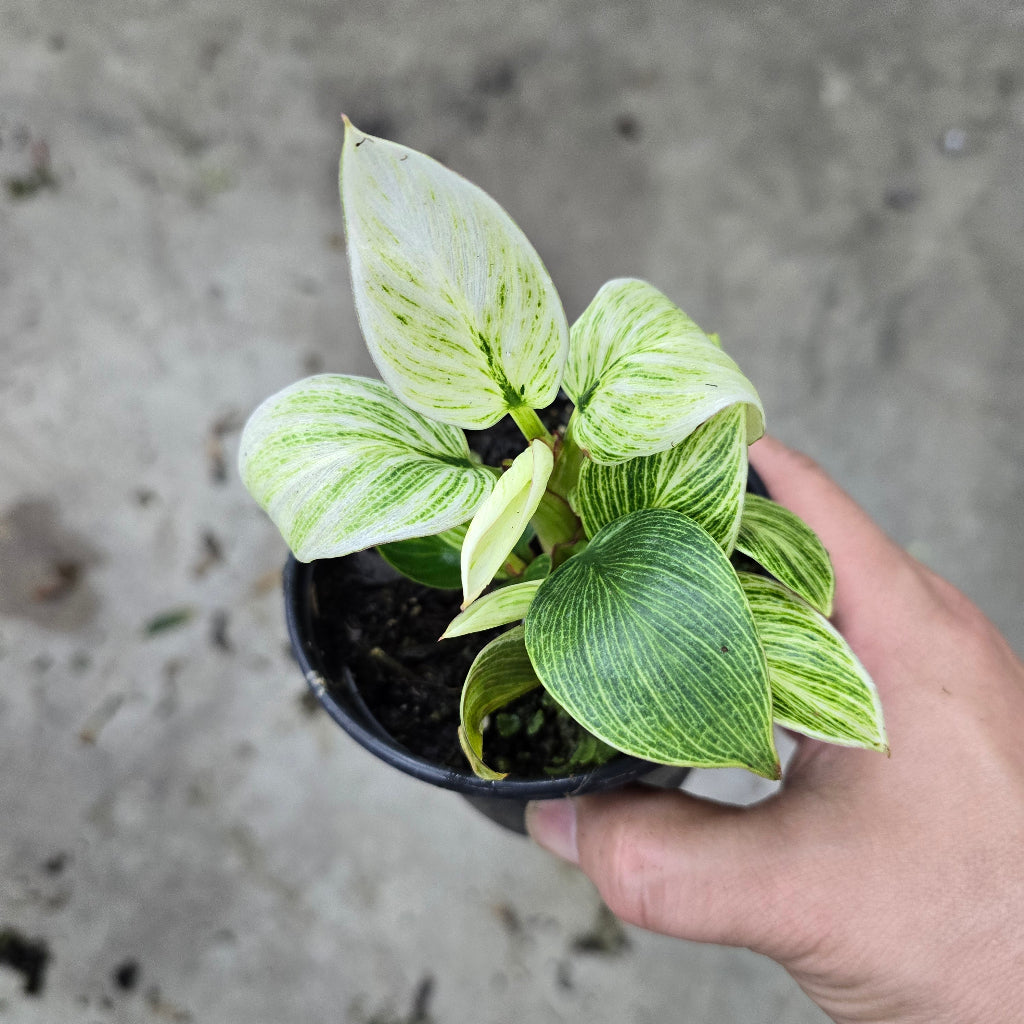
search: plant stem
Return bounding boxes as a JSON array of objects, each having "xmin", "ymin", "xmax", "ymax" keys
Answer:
[
  {"xmin": 547, "ymin": 418, "xmax": 585, "ymax": 502},
  {"xmin": 509, "ymin": 405, "xmax": 554, "ymax": 446},
  {"xmin": 501, "ymin": 551, "xmax": 529, "ymax": 577},
  {"xmin": 532, "ymin": 490, "xmax": 580, "ymax": 554}
]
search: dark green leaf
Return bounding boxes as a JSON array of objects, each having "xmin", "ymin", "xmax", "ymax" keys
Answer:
[{"xmin": 377, "ymin": 525, "xmax": 466, "ymax": 590}]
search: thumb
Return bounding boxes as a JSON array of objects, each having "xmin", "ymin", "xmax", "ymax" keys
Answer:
[{"xmin": 526, "ymin": 787, "xmax": 803, "ymax": 956}]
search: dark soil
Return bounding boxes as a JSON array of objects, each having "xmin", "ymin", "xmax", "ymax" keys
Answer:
[
  {"xmin": 310, "ymin": 394, "xmax": 602, "ymax": 778},
  {"xmin": 311, "ymin": 554, "xmax": 606, "ymax": 776}
]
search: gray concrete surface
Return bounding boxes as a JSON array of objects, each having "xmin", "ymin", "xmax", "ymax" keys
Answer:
[{"xmin": 2, "ymin": 1, "xmax": 1022, "ymax": 1021}]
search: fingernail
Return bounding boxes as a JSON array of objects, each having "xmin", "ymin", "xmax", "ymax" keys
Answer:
[{"xmin": 525, "ymin": 798, "xmax": 578, "ymax": 864}]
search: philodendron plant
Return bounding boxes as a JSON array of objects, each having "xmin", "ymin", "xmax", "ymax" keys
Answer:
[{"xmin": 240, "ymin": 118, "xmax": 887, "ymax": 781}]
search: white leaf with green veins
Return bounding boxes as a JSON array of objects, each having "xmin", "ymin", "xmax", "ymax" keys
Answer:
[
  {"xmin": 341, "ymin": 119, "xmax": 569, "ymax": 430},
  {"xmin": 564, "ymin": 279, "xmax": 765, "ymax": 464},
  {"xmin": 239, "ymin": 374, "xmax": 494, "ymax": 561},
  {"xmin": 458, "ymin": 625, "xmax": 542, "ymax": 780},
  {"xmin": 577, "ymin": 403, "xmax": 748, "ymax": 550},
  {"xmin": 442, "ymin": 579, "xmax": 543, "ymax": 639},
  {"xmin": 461, "ymin": 440, "xmax": 553, "ymax": 608},
  {"xmin": 736, "ymin": 493, "xmax": 835, "ymax": 616},
  {"xmin": 740, "ymin": 573, "xmax": 887, "ymax": 753}
]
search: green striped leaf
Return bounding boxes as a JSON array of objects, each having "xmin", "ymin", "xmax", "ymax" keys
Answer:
[
  {"xmin": 577, "ymin": 403, "xmax": 748, "ymax": 550},
  {"xmin": 442, "ymin": 579, "xmax": 542, "ymax": 639},
  {"xmin": 736, "ymin": 494, "xmax": 835, "ymax": 616},
  {"xmin": 238, "ymin": 375, "xmax": 493, "ymax": 561},
  {"xmin": 377, "ymin": 524, "xmax": 467, "ymax": 590},
  {"xmin": 524, "ymin": 509, "xmax": 779, "ymax": 776},
  {"xmin": 458, "ymin": 625, "xmax": 542, "ymax": 779},
  {"xmin": 740, "ymin": 574, "xmax": 887, "ymax": 752},
  {"xmin": 564, "ymin": 279, "xmax": 765, "ymax": 464},
  {"xmin": 340, "ymin": 119, "xmax": 569, "ymax": 430},
  {"xmin": 461, "ymin": 440, "xmax": 553, "ymax": 608}
]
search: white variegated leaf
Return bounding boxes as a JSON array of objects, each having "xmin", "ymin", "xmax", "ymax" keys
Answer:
[
  {"xmin": 238, "ymin": 374, "xmax": 493, "ymax": 561},
  {"xmin": 341, "ymin": 119, "xmax": 568, "ymax": 430},
  {"xmin": 736, "ymin": 493, "xmax": 835, "ymax": 616},
  {"xmin": 565, "ymin": 279, "xmax": 765, "ymax": 464},
  {"xmin": 461, "ymin": 440, "xmax": 553, "ymax": 608},
  {"xmin": 740, "ymin": 573, "xmax": 887, "ymax": 752},
  {"xmin": 442, "ymin": 579, "xmax": 542, "ymax": 638},
  {"xmin": 577, "ymin": 403, "xmax": 748, "ymax": 550}
]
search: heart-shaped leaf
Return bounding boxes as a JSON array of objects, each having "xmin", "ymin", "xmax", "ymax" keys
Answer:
[
  {"xmin": 377, "ymin": 524, "xmax": 467, "ymax": 590},
  {"xmin": 341, "ymin": 119, "xmax": 569, "ymax": 430},
  {"xmin": 740, "ymin": 573, "xmax": 887, "ymax": 752},
  {"xmin": 524, "ymin": 509, "xmax": 779, "ymax": 776},
  {"xmin": 577, "ymin": 403, "xmax": 748, "ymax": 550},
  {"xmin": 458, "ymin": 625, "xmax": 542, "ymax": 779},
  {"xmin": 239, "ymin": 375, "xmax": 493, "ymax": 561},
  {"xmin": 461, "ymin": 440, "xmax": 553, "ymax": 608},
  {"xmin": 564, "ymin": 279, "xmax": 764, "ymax": 464},
  {"xmin": 442, "ymin": 579, "xmax": 542, "ymax": 639},
  {"xmin": 736, "ymin": 494, "xmax": 835, "ymax": 616}
]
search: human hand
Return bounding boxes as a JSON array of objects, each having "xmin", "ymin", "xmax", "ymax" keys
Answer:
[{"xmin": 526, "ymin": 435, "xmax": 1024, "ymax": 1024}]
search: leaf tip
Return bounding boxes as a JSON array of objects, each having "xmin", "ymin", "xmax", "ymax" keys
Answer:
[
  {"xmin": 750, "ymin": 752, "xmax": 782, "ymax": 780},
  {"xmin": 458, "ymin": 725, "xmax": 507, "ymax": 781}
]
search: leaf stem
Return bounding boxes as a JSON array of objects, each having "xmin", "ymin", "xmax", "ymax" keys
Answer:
[
  {"xmin": 532, "ymin": 490, "xmax": 580, "ymax": 554},
  {"xmin": 501, "ymin": 551, "xmax": 529, "ymax": 577},
  {"xmin": 547, "ymin": 417, "xmax": 585, "ymax": 502},
  {"xmin": 509, "ymin": 406, "xmax": 554, "ymax": 446}
]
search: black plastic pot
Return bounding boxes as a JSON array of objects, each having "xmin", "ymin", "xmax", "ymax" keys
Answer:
[{"xmin": 283, "ymin": 463, "xmax": 769, "ymax": 835}]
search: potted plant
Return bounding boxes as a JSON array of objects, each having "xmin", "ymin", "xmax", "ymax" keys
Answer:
[{"xmin": 240, "ymin": 119, "xmax": 887, "ymax": 832}]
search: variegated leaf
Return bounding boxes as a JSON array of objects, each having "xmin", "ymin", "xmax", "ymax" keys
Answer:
[
  {"xmin": 238, "ymin": 375, "xmax": 493, "ymax": 561},
  {"xmin": 461, "ymin": 440, "xmax": 553, "ymax": 608},
  {"xmin": 340, "ymin": 119, "xmax": 568, "ymax": 430},
  {"xmin": 442, "ymin": 579, "xmax": 542, "ymax": 639},
  {"xmin": 524, "ymin": 509, "xmax": 779, "ymax": 777},
  {"xmin": 458, "ymin": 625, "xmax": 542, "ymax": 780},
  {"xmin": 377, "ymin": 524, "xmax": 467, "ymax": 589},
  {"xmin": 740, "ymin": 573, "xmax": 887, "ymax": 752},
  {"xmin": 564, "ymin": 279, "xmax": 765, "ymax": 464},
  {"xmin": 577, "ymin": 403, "xmax": 748, "ymax": 550},
  {"xmin": 736, "ymin": 493, "xmax": 835, "ymax": 616}
]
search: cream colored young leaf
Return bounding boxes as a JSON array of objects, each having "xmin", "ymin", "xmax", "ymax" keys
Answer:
[
  {"xmin": 341, "ymin": 119, "xmax": 568, "ymax": 430},
  {"xmin": 442, "ymin": 579, "xmax": 543, "ymax": 639},
  {"xmin": 461, "ymin": 440, "xmax": 553, "ymax": 609}
]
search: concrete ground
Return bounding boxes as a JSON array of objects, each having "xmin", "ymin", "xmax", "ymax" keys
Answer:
[{"xmin": 2, "ymin": 1, "xmax": 1022, "ymax": 1021}]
